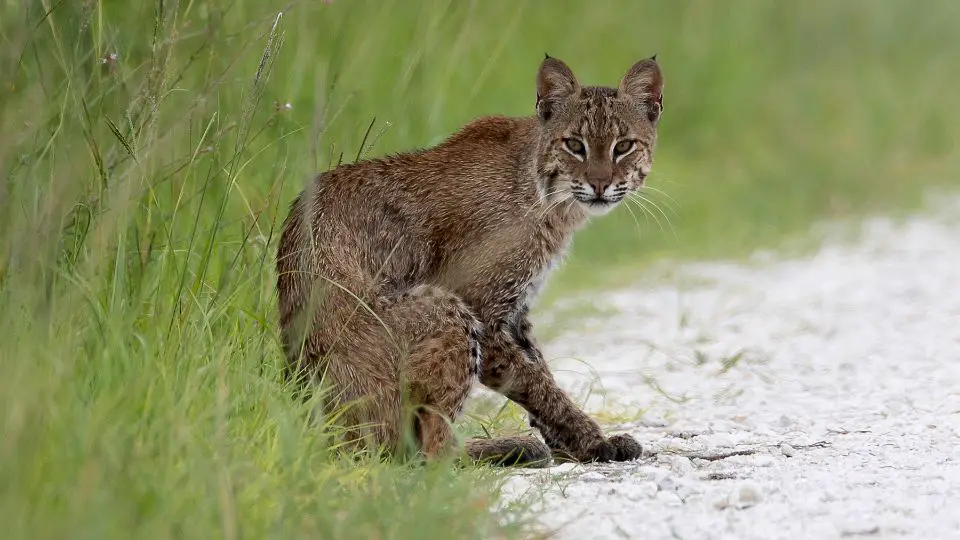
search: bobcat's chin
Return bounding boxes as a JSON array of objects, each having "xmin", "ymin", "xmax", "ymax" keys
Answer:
[{"xmin": 576, "ymin": 198, "xmax": 620, "ymax": 216}]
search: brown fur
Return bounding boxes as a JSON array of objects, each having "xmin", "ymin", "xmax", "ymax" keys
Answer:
[{"xmin": 275, "ymin": 55, "xmax": 664, "ymax": 466}]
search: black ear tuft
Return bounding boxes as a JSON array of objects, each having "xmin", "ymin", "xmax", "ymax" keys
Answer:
[
  {"xmin": 650, "ymin": 53, "xmax": 658, "ymax": 62},
  {"xmin": 544, "ymin": 52, "xmax": 551, "ymax": 60}
]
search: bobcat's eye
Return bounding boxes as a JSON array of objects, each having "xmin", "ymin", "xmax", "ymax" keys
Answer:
[
  {"xmin": 563, "ymin": 138, "xmax": 586, "ymax": 157},
  {"xmin": 613, "ymin": 140, "xmax": 636, "ymax": 157}
]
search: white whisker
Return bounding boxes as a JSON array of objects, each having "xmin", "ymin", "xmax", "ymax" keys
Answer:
[
  {"xmin": 523, "ymin": 186, "xmax": 569, "ymax": 217},
  {"xmin": 641, "ymin": 185, "xmax": 680, "ymax": 215},
  {"xmin": 627, "ymin": 193, "xmax": 666, "ymax": 234},
  {"xmin": 622, "ymin": 199, "xmax": 645, "ymax": 240},
  {"xmin": 635, "ymin": 192, "xmax": 675, "ymax": 229},
  {"xmin": 539, "ymin": 192, "xmax": 573, "ymax": 219},
  {"xmin": 630, "ymin": 192, "xmax": 678, "ymax": 242}
]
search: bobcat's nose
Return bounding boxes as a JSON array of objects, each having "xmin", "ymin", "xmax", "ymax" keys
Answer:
[{"xmin": 588, "ymin": 179, "xmax": 612, "ymax": 198}]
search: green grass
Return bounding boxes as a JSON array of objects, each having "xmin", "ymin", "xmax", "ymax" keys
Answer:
[{"xmin": 2, "ymin": 0, "xmax": 959, "ymax": 538}]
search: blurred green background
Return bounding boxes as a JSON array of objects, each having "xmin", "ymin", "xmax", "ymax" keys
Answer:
[{"xmin": 1, "ymin": 1, "xmax": 958, "ymax": 538}]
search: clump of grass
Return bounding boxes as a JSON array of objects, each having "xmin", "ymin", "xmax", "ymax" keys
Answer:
[{"xmin": 0, "ymin": 2, "xmax": 528, "ymax": 539}]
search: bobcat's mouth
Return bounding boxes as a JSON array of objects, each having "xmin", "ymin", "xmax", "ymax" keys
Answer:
[{"xmin": 575, "ymin": 194, "xmax": 621, "ymax": 215}]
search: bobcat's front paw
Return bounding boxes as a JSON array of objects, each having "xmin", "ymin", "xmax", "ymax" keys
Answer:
[
  {"xmin": 608, "ymin": 433, "xmax": 643, "ymax": 461},
  {"xmin": 588, "ymin": 433, "xmax": 643, "ymax": 463}
]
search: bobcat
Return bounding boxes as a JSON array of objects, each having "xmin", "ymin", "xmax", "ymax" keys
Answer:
[{"xmin": 276, "ymin": 54, "xmax": 663, "ymax": 466}]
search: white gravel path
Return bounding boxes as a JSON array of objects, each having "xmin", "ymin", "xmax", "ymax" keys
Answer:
[{"xmin": 499, "ymin": 198, "xmax": 960, "ymax": 540}]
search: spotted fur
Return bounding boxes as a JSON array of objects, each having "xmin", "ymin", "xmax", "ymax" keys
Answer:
[{"xmin": 276, "ymin": 55, "xmax": 664, "ymax": 465}]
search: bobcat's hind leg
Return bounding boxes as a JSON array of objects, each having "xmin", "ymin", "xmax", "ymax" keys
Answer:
[
  {"xmin": 391, "ymin": 286, "xmax": 553, "ymax": 466},
  {"xmin": 393, "ymin": 285, "xmax": 483, "ymax": 459}
]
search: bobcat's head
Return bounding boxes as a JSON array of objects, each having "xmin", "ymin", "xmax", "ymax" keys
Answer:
[{"xmin": 535, "ymin": 55, "xmax": 664, "ymax": 216}]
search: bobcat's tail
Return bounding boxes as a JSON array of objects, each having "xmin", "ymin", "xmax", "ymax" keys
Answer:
[{"xmin": 464, "ymin": 436, "xmax": 552, "ymax": 468}]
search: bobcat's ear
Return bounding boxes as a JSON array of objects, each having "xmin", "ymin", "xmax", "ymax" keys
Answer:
[
  {"xmin": 618, "ymin": 56, "xmax": 664, "ymax": 123},
  {"xmin": 536, "ymin": 55, "xmax": 580, "ymax": 122}
]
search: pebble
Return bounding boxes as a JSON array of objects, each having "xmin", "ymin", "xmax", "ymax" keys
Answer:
[
  {"xmin": 837, "ymin": 516, "xmax": 880, "ymax": 537},
  {"xmin": 659, "ymin": 455, "xmax": 696, "ymax": 475},
  {"xmin": 752, "ymin": 454, "xmax": 777, "ymax": 467},
  {"xmin": 780, "ymin": 443, "xmax": 797, "ymax": 457},
  {"xmin": 642, "ymin": 413, "xmax": 668, "ymax": 427},
  {"xmin": 840, "ymin": 525, "xmax": 880, "ymax": 537},
  {"xmin": 550, "ymin": 462, "xmax": 578, "ymax": 474},
  {"xmin": 633, "ymin": 465, "xmax": 665, "ymax": 479},
  {"xmin": 579, "ymin": 471, "xmax": 606, "ymax": 482},
  {"xmin": 655, "ymin": 490, "xmax": 684, "ymax": 506},
  {"xmin": 623, "ymin": 481, "xmax": 659, "ymax": 501},
  {"xmin": 653, "ymin": 471, "xmax": 679, "ymax": 491},
  {"xmin": 726, "ymin": 481, "xmax": 763, "ymax": 509},
  {"xmin": 709, "ymin": 433, "xmax": 736, "ymax": 447}
]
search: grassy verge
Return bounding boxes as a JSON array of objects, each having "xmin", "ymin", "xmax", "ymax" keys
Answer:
[{"xmin": 1, "ymin": 1, "xmax": 958, "ymax": 538}]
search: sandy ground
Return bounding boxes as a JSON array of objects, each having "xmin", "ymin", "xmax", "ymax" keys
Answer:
[{"xmin": 497, "ymin": 199, "xmax": 960, "ymax": 539}]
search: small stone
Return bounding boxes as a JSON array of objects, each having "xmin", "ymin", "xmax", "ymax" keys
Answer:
[
  {"xmin": 642, "ymin": 413, "xmax": 668, "ymax": 427},
  {"xmin": 691, "ymin": 458, "xmax": 713, "ymax": 468},
  {"xmin": 709, "ymin": 432, "xmax": 736, "ymax": 447},
  {"xmin": 703, "ymin": 471, "xmax": 739, "ymax": 481},
  {"xmin": 727, "ymin": 481, "xmax": 763, "ymax": 509},
  {"xmin": 550, "ymin": 462, "xmax": 578, "ymax": 474},
  {"xmin": 580, "ymin": 471, "xmax": 606, "ymax": 482},
  {"xmin": 654, "ymin": 471, "xmax": 679, "ymax": 492},
  {"xmin": 661, "ymin": 455, "xmax": 696, "ymax": 475},
  {"xmin": 780, "ymin": 443, "xmax": 797, "ymax": 457},
  {"xmin": 655, "ymin": 490, "xmax": 684, "ymax": 506},
  {"xmin": 841, "ymin": 526, "xmax": 880, "ymax": 537},
  {"xmin": 752, "ymin": 454, "xmax": 777, "ymax": 467},
  {"xmin": 838, "ymin": 516, "xmax": 880, "ymax": 537},
  {"xmin": 676, "ymin": 483, "xmax": 703, "ymax": 500},
  {"xmin": 633, "ymin": 466, "xmax": 665, "ymax": 479},
  {"xmin": 624, "ymin": 481, "xmax": 659, "ymax": 501}
]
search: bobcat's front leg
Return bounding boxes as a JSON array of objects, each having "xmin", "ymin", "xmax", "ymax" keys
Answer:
[{"xmin": 479, "ymin": 314, "xmax": 642, "ymax": 463}]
